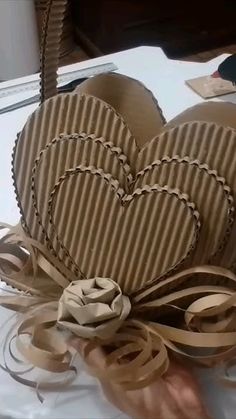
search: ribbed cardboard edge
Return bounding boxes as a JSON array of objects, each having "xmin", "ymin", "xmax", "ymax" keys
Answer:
[{"xmin": 40, "ymin": 0, "xmax": 67, "ymax": 102}]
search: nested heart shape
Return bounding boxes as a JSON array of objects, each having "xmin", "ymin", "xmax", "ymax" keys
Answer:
[
  {"xmin": 33, "ymin": 132, "xmax": 233, "ymax": 277},
  {"xmin": 12, "ymin": 84, "xmax": 236, "ymax": 296},
  {"xmin": 46, "ymin": 165, "xmax": 200, "ymax": 294}
]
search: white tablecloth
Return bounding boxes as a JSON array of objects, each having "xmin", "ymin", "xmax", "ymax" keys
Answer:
[{"xmin": 0, "ymin": 46, "xmax": 235, "ymax": 419}]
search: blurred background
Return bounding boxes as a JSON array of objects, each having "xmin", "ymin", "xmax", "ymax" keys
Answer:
[
  {"xmin": 35, "ymin": 0, "xmax": 236, "ymax": 65},
  {"xmin": 1, "ymin": 0, "xmax": 236, "ymax": 81}
]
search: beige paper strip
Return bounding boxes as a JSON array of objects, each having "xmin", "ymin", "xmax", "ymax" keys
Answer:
[{"xmin": 2, "ymin": 224, "xmax": 236, "ymax": 391}]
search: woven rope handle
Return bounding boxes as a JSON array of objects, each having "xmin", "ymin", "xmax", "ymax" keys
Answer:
[{"xmin": 40, "ymin": 0, "xmax": 67, "ymax": 103}]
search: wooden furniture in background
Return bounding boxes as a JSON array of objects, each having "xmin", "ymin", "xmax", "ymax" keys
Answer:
[{"xmin": 72, "ymin": 0, "xmax": 236, "ymax": 59}]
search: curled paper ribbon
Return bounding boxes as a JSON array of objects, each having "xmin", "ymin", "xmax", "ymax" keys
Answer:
[
  {"xmin": 1, "ymin": 223, "xmax": 236, "ymax": 393},
  {"xmin": 58, "ymin": 278, "xmax": 131, "ymax": 339}
]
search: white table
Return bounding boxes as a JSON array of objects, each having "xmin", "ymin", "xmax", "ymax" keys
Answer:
[{"xmin": 0, "ymin": 46, "xmax": 235, "ymax": 419}]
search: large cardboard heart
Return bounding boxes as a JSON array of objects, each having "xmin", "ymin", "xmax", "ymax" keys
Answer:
[
  {"xmin": 13, "ymin": 89, "xmax": 236, "ymax": 294},
  {"xmin": 14, "ymin": 92, "xmax": 234, "ymax": 254},
  {"xmin": 46, "ymin": 166, "xmax": 200, "ymax": 293},
  {"xmin": 26, "ymin": 96, "xmax": 232, "ymax": 279},
  {"xmin": 12, "ymin": 71, "xmax": 236, "ymax": 296}
]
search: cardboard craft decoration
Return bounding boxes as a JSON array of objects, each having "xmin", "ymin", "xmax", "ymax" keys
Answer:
[
  {"xmin": 12, "ymin": 82, "xmax": 236, "ymax": 295},
  {"xmin": 13, "ymin": 93, "xmax": 200, "ymax": 294},
  {"xmin": 3, "ymin": 0, "xmax": 236, "ymax": 394}
]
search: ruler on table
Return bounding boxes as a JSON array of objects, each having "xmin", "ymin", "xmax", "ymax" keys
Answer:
[{"xmin": 0, "ymin": 62, "xmax": 118, "ymax": 99}]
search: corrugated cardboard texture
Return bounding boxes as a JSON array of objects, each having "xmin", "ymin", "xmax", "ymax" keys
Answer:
[
  {"xmin": 40, "ymin": 0, "xmax": 67, "ymax": 102},
  {"xmin": 76, "ymin": 73, "xmax": 166, "ymax": 147}
]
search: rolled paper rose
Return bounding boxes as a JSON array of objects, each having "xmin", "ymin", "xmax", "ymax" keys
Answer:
[{"xmin": 57, "ymin": 278, "xmax": 131, "ymax": 339}]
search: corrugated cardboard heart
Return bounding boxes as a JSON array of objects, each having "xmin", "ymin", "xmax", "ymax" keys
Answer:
[
  {"xmin": 47, "ymin": 166, "xmax": 199, "ymax": 293},
  {"xmin": 12, "ymin": 73, "xmax": 236, "ymax": 296},
  {"xmin": 18, "ymin": 93, "xmax": 200, "ymax": 293}
]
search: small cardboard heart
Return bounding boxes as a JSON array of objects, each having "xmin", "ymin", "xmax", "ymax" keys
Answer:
[{"xmin": 46, "ymin": 165, "xmax": 200, "ymax": 294}]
